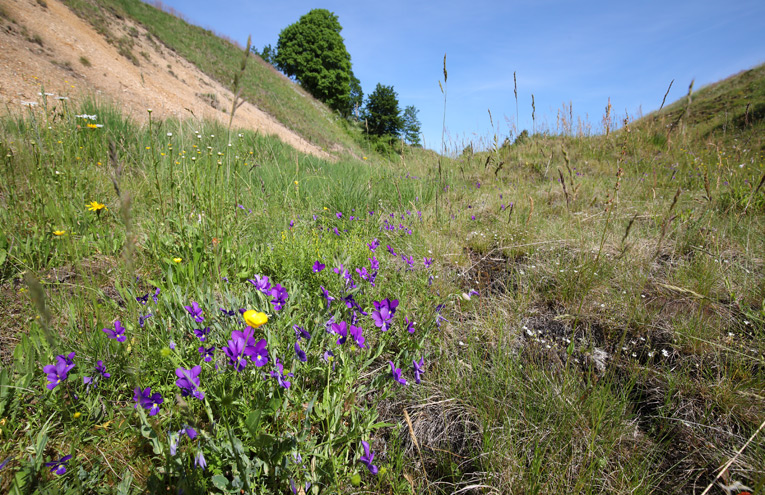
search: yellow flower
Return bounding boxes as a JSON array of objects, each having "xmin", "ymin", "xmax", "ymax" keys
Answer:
[
  {"xmin": 86, "ymin": 201, "xmax": 106, "ymax": 212},
  {"xmin": 294, "ymin": 181, "xmax": 299, "ymax": 185},
  {"xmin": 173, "ymin": 257, "xmax": 182, "ymax": 263},
  {"xmin": 243, "ymin": 310, "xmax": 268, "ymax": 329},
  {"xmin": 73, "ymin": 412, "xmax": 82, "ymax": 419},
  {"xmin": 363, "ymin": 156, "xmax": 368, "ymax": 160},
  {"xmin": 53, "ymin": 230, "xmax": 66, "ymax": 236},
  {"xmin": 87, "ymin": 123, "xmax": 98, "ymax": 129}
]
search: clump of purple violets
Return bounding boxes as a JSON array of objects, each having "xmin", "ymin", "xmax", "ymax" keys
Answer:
[{"xmin": 222, "ymin": 328, "xmax": 269, "ymax": 371}]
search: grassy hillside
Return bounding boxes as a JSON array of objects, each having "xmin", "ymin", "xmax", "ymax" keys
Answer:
[
  {"xmin": 61, "ymin": 0, "xmax": 367, "ymax": 156},
  {"xmin": 0, "ymin": 37, "xmax": 763, "ymax": 495},
  {"xmin": 637, "ymin": 63, "xmax": 765, "ymax": 149}
]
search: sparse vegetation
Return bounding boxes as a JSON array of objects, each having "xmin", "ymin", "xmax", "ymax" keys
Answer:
[{"xmin": 79, "ymin": 55, "xmax": 92, "ymax": 67}]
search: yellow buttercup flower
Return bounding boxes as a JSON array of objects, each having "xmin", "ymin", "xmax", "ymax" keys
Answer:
[
  {"xmin": 243, "ymin": 310, "xmax": 268, "ymax": 329},
  {"xmin": 73, "ymin": 412, "xmax": 82, "ymax": 419},
  {"xmin": 53, "ymin": 230, "xmax": 66, "ymax": 236},
  {"xmin": 173, "ymin": 257, "xmax": 182, "ymax": 263},
  {"xmin": 86, "ymin": 201, "xmax": 106, "ymax": 212}
]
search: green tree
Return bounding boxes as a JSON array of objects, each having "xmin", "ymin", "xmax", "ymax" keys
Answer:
[
  {"xmin": 402, "ymin": 105, "xmax": 422, "ymax": 146},
  {"xmin": 274, "ymin": 9, "xmax": 352, "ymax": 114},
  {"xmin": 363, "ymin": 83, "xmax": 403, "ymax": 137},
  {"xmin": 253, "ymin": 43, "xmax": 276, "ymax": 65},
  {"xmin": 348, "ymin": 71, "xmax": 363, "ymax": 120}
]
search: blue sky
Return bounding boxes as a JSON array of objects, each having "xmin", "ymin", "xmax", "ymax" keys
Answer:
[{"xmin": 152, "ymin": 0, "xmax": 764, "ymax": 151}]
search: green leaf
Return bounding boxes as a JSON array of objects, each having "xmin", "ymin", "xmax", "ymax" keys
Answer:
[
  {"xmin": 244, "ymin": 410, "xmax": 262, "ymax": 438},
  {"xmin": 117, "ymin": 469, "xmax": 133, "ymax": 495},
  {"xmin": 211, "ymin": 474, "xmax": 229, "ymax": 490}
]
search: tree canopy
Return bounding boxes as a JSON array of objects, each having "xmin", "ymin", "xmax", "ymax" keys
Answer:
[
  {"xmin": 274, "ymin": 9, "xmax": 353, "ymax": 115},
  {"xmin": 402, "ymin": 105, "xmax": 422, "ymax": 146},
  {"xmin": 363, "ymin": 84, "xmax": 403, "ymax": 137}
]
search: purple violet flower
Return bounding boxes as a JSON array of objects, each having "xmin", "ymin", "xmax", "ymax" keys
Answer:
[
  {"xmin": 389, "ymin": 361, "xmax": 407, "ymax": 385},
  {"xmin": 102, "ymin": 321, "xmax": 126, "ymax": 342},
  {"xmin": 386, "ymin": 244, "xmax": 397, "ymax": 256},
  {"xmin": 184, "ymin": 301, "xmax": 204, "ymax": 323},
  {"xmin": 349, "ymin": 324, "xmax": 366, "ymax": 349},
  {"xmin": 413, "ymin": 357, "xmax": 425, "ymax": 384},
  {"xmin": 269, "ymin": 284, "xmax": 289, "ymax": 311},
  {"xmin": 293, "ymin": 325, "xmax": 311, "ymax": 340},
  {"xmin": 356, "ymin": 266, "xmax": 371, "ymax": 284},
  {"xmin": 358, "ymin": 441, "xmax": 378, "ymax": 475},
  {"xmin": 0, "ymin": 457, "xmax": 12, "ymax": 471},
  {"xmin": 295, "ymin": 341, "xmax": 307, "ymax": 362},
  {"xmin": 45, "ymin": 455, "xmax": 72, "ymax": 475},
  {"xmin": 401, "ymin": 254, "xmax": 415, "ymax": 270},
  {"xmin": 175, "ymin": 366, "xmax": 204, "ymax": 400},
  {"xmin": 372, "ymin": 298, "xmax": 399, "ymax": 332},
  {"xmin": 153, "ymin": 287, "xmax": 160, "ymax": 303},
  {"xmin": 332, "ymin": 321, "xmax": 348, "ymax": 345},
  {"xmin": 44, "ymin": 355, "xmax": 75, "ymax": 390},
  {"xmin": 139, "ymin": 312, "xmax": 153, "ymax": 328},
  {"xmin": 222, "ymin": 337, "xmax": 248, "ymax": 371},
  {"xmin": 250, "ymin": 338, "xmax": 269, "ymax": 367},
  {"xmin": 424, "ymin": 257, "xmax": 433, "ymax": 268},
  {"xmin": 320, "ymin": 285, "xmax": 335, "ymax": 307},
  {"xmin": 134, "ymin": 387, "xmax": 163, "ymax": 416},
  {"xmin": 83, "ymin": 360, "xmax": 110, "ymax": 389},
  {"xmin": 368, "ymin": 238, "xmax": 380, "ymax": 251},
  {"xmin": 136, "ymin": 293, "xmax": 149, "ymax": 305},
  {"xmin": 248, "ymin": 275, "xmax": 272, "ymax": 293},
  {"xmin": 269, "ymin": 358, "xmax": 293, "ymax": 389},
  {"xmin": 405, "ymin": 317, "xmax": 415, "ymax": 334},
  {"xmin": 198, "ymin": 345, "xmax": 215, "ymax": 362},
  {"xmin": 193, "ymin": 327, "xmax": 211, "ymax": 342},
  {"xmin": 312, "ymin": 261, "xmax": 325, "ymax": 273}
]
